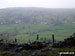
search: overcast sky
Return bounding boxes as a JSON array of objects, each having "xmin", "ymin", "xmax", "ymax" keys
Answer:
[{"xmin": 0, "ymin": 0, "xmax": 75, "ymax": 8}]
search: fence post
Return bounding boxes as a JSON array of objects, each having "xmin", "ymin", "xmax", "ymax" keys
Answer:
[
  {"xmin": 52, "ymin": 34, "xmax": 55, "ymax": 44},
  {"xmin": 37, "ymin": 34, "xmax": 39, "ymax": 40}
]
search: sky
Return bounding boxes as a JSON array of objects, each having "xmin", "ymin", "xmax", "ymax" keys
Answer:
[{"xmin": 0, "ymin": 0, "xmax": 75, "ymax": 8}]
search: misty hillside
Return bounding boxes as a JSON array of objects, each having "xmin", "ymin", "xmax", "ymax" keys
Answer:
[{"xmin": 0, "ymin": 7, "xmax": 75, "ymax": 25}]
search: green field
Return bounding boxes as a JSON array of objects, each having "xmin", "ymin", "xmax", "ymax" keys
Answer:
[{"xmin": 0, "ymin": 24, "xmax": 75, "ymax": 43}]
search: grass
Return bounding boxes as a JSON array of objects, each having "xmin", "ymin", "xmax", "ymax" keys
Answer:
[
  {"xmin": 0, "ymin": 24, "xmax": 75, "ymax": 55},
  {"xmin": 0, "ymin": 47, "xmax": 75, "ymax": 56},
  {"xmin": 0, "ymin": 24, "xmax": 75, "ymax": 43}
]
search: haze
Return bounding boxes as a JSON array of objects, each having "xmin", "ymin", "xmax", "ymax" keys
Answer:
[{"xmin": 0, "ymin": 0, "xmax": 75, "ymax": 8}]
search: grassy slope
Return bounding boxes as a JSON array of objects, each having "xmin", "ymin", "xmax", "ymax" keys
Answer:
[
  {"xmin": 0, "ymin": 24, "xmax": 75, "ymax": 43},
  {"xmin": 0, "ymin": 47, "xmax": 75, "ymax": 56}
]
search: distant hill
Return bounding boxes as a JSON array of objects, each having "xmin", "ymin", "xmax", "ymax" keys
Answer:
[{"xmin": 0, "ymin": 7, "xmax": 75, "ymax": 25}]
